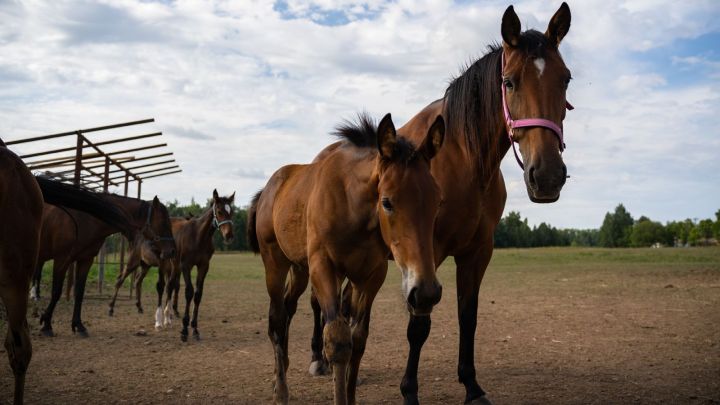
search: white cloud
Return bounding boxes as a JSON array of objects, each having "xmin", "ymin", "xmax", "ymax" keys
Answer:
[{"xmin": 0, "ymin": 0, "xmax": 718, "ymax": 227}]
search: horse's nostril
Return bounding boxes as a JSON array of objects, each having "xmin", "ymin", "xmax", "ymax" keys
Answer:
[
  {"xmin": 407, "ymin": 287, "xmax": 418, "ymax": 309},
  {"xmin": 528, "ymin": 167, "xmax": 537, "ymax": 186}
]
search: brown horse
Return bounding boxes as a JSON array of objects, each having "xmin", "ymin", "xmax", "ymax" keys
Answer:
[
  {"xmin": 1, "ymin": 140, "xmax": 131, "ymax": 404},
  {"xmin": 248, "ymin": 113, "xmax": 445, "ymax": 405},
  {"xmin": 33, "ymin": 195, "xmax": 176, "ymax": 337},
  {"xmin": 108, "ymin": 190, "xmax": 234, "ymax": 339},
  {"xmin": 308, "ymin": 5, "xmax": 573, "ymax": 404},
  {"xmin": 160, "ymin": 190, "xmax": 235, "ymax": 341}
]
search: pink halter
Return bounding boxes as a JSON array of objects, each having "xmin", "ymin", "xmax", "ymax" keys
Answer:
[{"xmin": 501, "ymin": 51, "xmax": 574, "ymax": 170}]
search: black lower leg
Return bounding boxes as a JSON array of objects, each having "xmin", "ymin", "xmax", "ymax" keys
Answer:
[
  {"xmin": 458, "ymin": 294, "xmax": 485, "ymax": 403},
  {"xmin": 400, "ymin": 315, "xmax": 431, "ymax": 405},
  {"xmin": 310, "ymin": 291, "xmax": 325, "ymax": 363}
]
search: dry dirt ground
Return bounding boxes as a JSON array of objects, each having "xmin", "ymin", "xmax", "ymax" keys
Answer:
[{"xmin": 1, "ymin": 248, "xmax": 719, "ymax": 404}]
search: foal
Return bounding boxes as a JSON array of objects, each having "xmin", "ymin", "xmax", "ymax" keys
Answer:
[
  {"xmin": 159, "ymin": 190, "xmax": 234, "ymax": 339},
  {"xmin": 248, "ymin": 114, "xmax": 444, "ymax": 404}
]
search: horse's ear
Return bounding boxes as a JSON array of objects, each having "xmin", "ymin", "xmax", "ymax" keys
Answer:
[
  {"xmin": 501, "ymin": 5, "xmax": 521, "ymax": 47},
  {"xmin": 152, "ymin": 195, "xmax": 160, "ymax": 208},
  {"xmin": 420, "ymin": 115, "xmax": 445, "ymax": 161},
  {"xmin": 229, "ymin": 191, "xmax": 235, "ymax": 202},
  {"xmin": 376, "ymin": 113, "xmax": 397, "ymax": 159},
  {"xmin": 545, "ymin": 2, "xmax": 571, "ymax": 47},
  {"xmin": 213, "ymin": 189, "xmax": 219, "ymax": 200}
]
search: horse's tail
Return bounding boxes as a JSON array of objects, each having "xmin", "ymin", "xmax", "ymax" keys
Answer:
[
  {"xmin": 35, "ymin": 176, "xmax": 128, "ymax": 231},
  {"xmin": 247, "ymin": 189, "xmax": 263, "ymax": 253}
]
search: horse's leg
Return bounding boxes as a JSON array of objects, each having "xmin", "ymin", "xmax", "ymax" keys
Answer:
[
  {"xmin": 346, "ymin": 265, "xmax": 386, "ymax": 405},
  {"xmin": 308, "ymin": 288, "xmax": 329, "ymax": 376},
  {"xmin": 70, "ymin": 257, "xmax": 93, "ymax": 337},
  {"xmin": 400, "ymin": 313, "xmax": 432, "ymax": 405},
  {"xmin": 283, "ymin": 265, "xmax": 309, "ymax": 359},
  {"xmin": 311, "ymin": 255, "xmax": 350, "ymax": 405},
  {"xmin": 455, "ymin": 244, "xmax": 493, "ymax": 405},
  {"xmin": 189, "ymin": 262, "xmax": 209, "ymax": 340},
  {"xmin": 171, "ymin": 271, "xmax": 180, "ymax": 317},
  {"xmin": 29, "ymin": 262, "xmax": 43, "ymax": 301},
  {"xmin": 154, "ymin": 264, "xmax": 166, "ymax": 329},
  {"xmin": 39, "ymin": 259, "xmax": 71, "ymax": 337},
  {"xmin": 179, "ymin": 262, "xmax": 194, "ymax": 342},
  {"xmin": 162, "ymin": 260, "xmax": 178, "ymax": 327},
  {"xmin": 108, "ymin": 252, "xmax": 141, "ymax": 316},
  {"xmin": 2, "ymin": 285, "xmax": 33, "ymax": 405},
  {"xmin": 263, "ymin": 247, "xmax": 293, "ymax": 405},
  {"xmin": 134, "ymin": 263, "xmax": 150, "ymax": 314}
]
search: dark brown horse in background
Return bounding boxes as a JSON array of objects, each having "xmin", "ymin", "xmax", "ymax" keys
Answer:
[
  {"xmin": 248, "ymin": 113, "xmax": 445, "ymax": 404},
  {"xmin": 32, "ymin": 195, "xmax": 176, "ymax": 337},
  {"xmin": 1, "ymin": 139, "xmax": 131, "ymax": 404},
  {"xmin": 307, "ymin": 4, "xmax": 573, "ymax": 404},
  {"xmin": 108, "ymin": 190, "xmax": 234, "ymax": 338}
]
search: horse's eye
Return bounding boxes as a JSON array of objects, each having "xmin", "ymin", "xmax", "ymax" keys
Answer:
[
  {"xmin": 503, "ymin": 78, "xmax": 514, "ymax": 90},
  {"xmin": 564, "ymin": 76, "xmax": 572, "ymax": 89},
  {"xmin": 381, "ymin": 197, "xmax": 393, "ymax": 212}
]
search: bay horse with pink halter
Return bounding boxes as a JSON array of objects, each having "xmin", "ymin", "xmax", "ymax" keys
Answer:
[
  {"xmin": 1, "ymin": 139, "xmax": 131, "ymax": 404},
  {"xmin": 248, "ymin": 113, "xmax": 445, "ymax": 404},
  {"xmin": 307, "ymin": 4, "xmax": 574, "ymax": 404}
]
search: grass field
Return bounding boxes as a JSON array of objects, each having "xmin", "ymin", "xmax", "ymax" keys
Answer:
[{"xmin": 2, "ymin": 247, "xmax": 719, "ymax": 404}]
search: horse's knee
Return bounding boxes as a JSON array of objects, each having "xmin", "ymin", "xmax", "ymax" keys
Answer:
[
  {"xmin": 323, "ymin": 318, "xmax": 352, "ymax": 364},
  {"xmin": 184, "ymin": 285, "xmax": 194, "ymax": 300},
  {"xmin": 5, "ymin": 328, "xmax": 32, "ymax": 375}
]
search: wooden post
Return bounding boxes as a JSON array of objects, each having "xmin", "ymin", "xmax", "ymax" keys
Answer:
[
  {"xmin": 66, "ymin": 133, "xmax": 84, "ymax": 301},
  {"xmin": 98, "ymin": 156, "xmax": 110, "ymax": 293},
  {"xmin": 124, "ymin": 174, "xmax": 133, "ymax": 298}
]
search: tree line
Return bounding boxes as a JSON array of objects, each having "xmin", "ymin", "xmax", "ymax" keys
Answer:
[
  {"xmin": 495, "ymin": 204, "xmax": 720, "ymax": 248},
  {"xmin": 104, "ymin": 200, "xmax": 718, "ymax": 252}
]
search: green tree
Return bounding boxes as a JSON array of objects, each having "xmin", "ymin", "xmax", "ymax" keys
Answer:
[
  {"xmin": 630, "ymin": 218, "xmax": 668, "ymax": 247},
  {"xmin": 494, "ymin": 211, "xmax": 532, "ymax": 248},
  {"xmin": 598, "ymin": 204, "xmax": 634, "ymax": 247}
]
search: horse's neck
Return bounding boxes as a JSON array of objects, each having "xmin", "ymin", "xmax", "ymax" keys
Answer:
[
  {"xmin": 334, "ymin": 153, "xmax": 380, "ymax": 231},
  {"xmin": 102, "ymin": 194, "xmax": 145, "ymax": 237},
  {"xmin": 194, "ymin": 207, "xmax": 215, "ymax": 242}
]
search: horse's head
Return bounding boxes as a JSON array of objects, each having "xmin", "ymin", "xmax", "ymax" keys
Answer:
[
  {"xmin": 501, "ymin": 3, "xmax": 572, "ymax": 203},
  {"xmin": 143, "ymin": 196, "xmax": 176, "ymax": 259},
  {"xmin": 375, "ymin": 113, "xmax": 444, "ymax": 316},
  {"xmin": 212, "ymin": 189, "xmax": 235, "ymax": 244}
]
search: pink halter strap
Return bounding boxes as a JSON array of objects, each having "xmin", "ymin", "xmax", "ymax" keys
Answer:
[{"xmin": 501, "ymin": 51, "xmax": 574, "ymax": 170}]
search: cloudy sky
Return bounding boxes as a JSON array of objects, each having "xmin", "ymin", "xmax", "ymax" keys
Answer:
[{"xmin": 1, "ymin": 0, "xmax": 718, "ymax": 229}]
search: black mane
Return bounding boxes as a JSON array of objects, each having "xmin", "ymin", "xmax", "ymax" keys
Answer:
[
  {"xmin": 444, "ymin": 29, "xmax": 549, "ymax": 176},
  {"xmin": 332, "ymin": 112, "xmax": 418, "ymax": 163}
]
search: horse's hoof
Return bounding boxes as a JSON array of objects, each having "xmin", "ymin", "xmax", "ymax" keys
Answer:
[
  {"xmin": 40, "ymin": 328, "xmax": 55, "ymax": 337},
  {"xmin": 193, "ymin": 330, "xmax": 201, "ymax": 341},
  {"xmin": 467, "ymin": 395, "xmax": 494, "ymax": 405},
  {"xmin": 308, "ymin": 360, "xmax": 330, "ymax": 376},
  {"xmin": 76, "ymin": 329, "xmax": 90, "ymax": 338},
  {"xmin": 155, "ymin": 323, "xmax": 163, "ymax": 331},
  {"xmin": 180, "ymin": 333, "xmax": 188, "ymax": 342},
  {"xmin": 273, "ymin": 381, "xmax": 289, "ymax": 405},
  {"xmin": 137, "ymin": 307, "xmax": 144, "ymax": 314}
]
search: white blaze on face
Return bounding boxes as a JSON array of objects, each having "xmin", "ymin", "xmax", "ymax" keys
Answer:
[
  {"xmin": 399, "ymin": 265, "xmax": 417, "ymax": 302},
  {"xmin": 224, "ymin": 204, "xmax": 231, "ymax": 214},
  {"xmin": 534, "ymin": 58, "xmax": 546, "ymax": 77}
]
